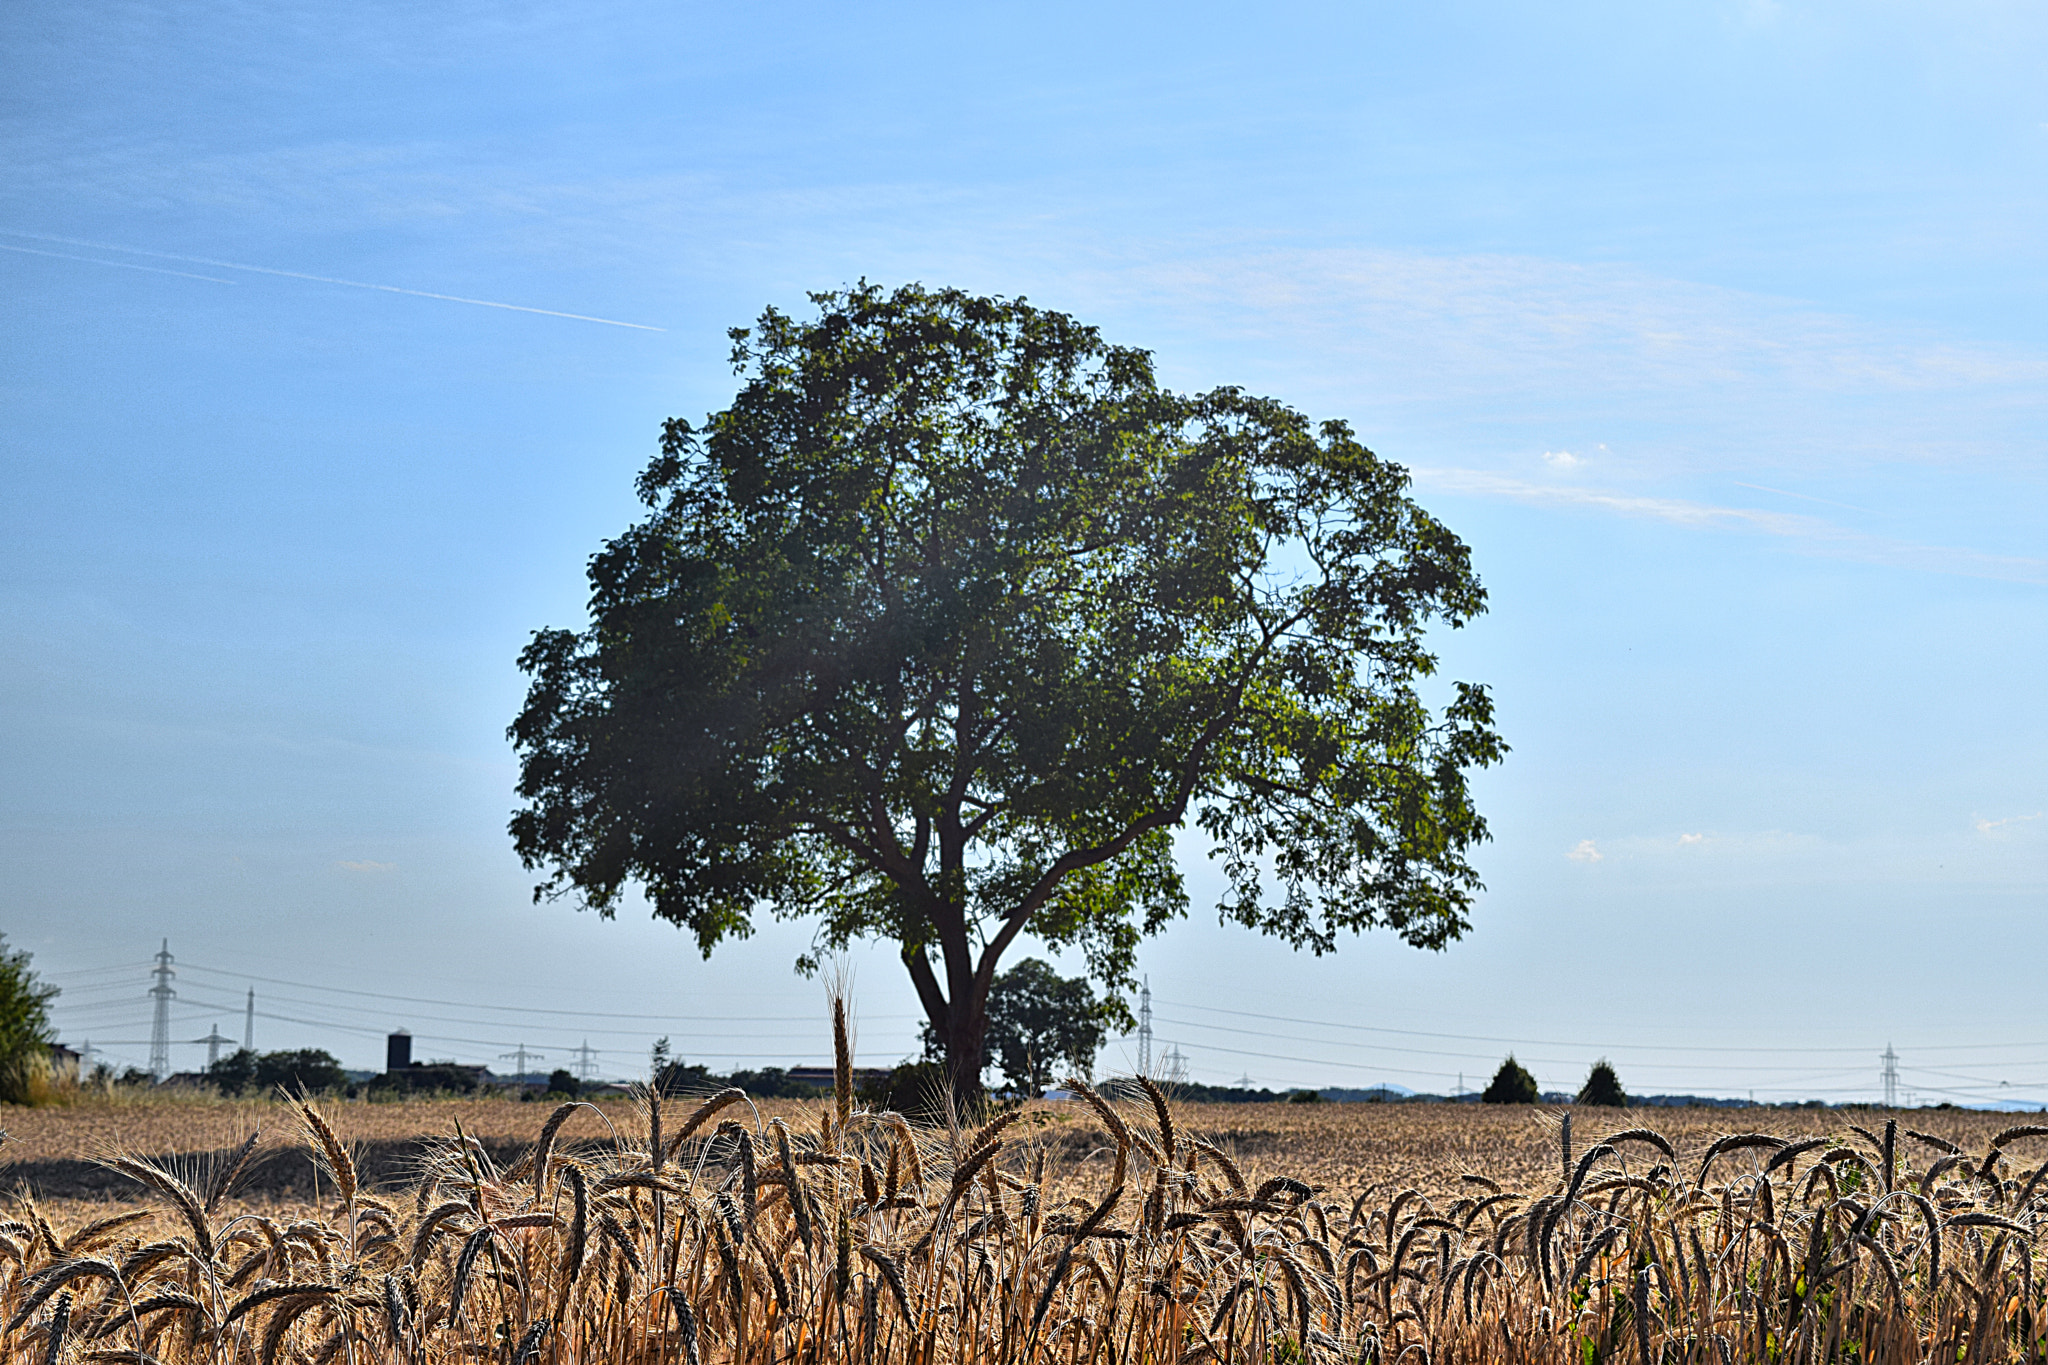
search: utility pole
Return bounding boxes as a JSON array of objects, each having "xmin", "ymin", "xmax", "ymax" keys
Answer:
[
  {"xmin": 243, "ymin": 988, "xmax": 255, "ymax": 1051},
  {"xmin": 1136, "ymin": 977, "xmax": 1153, "ymax": 1077},
  {"xmin": 571, "ymin": 1040, "xmax": 599, "ymax": 1083},
  {"xmin": 1881, "ymin": 1043, "xmax": 1899, "ymax": 1109},
  {"xmin": 500, "ymin": 1045, "xmax": 545, "ymax": 1083},
  {"xmin": 193, "ymin": 1025, "xmax": 233, "ymax": 1069},
  {"xmin": 148, "ymin": 940, "xmax": 176, "ymax": 1082},
  {"xmin": 1159, "ymin": 1043, "xmax": 1189, "ymax": 1085}
]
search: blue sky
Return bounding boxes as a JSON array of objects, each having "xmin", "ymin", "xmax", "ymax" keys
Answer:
[{"xmin": 4, "ymin": 1, "xmax": 2043, "ymax": 1104}]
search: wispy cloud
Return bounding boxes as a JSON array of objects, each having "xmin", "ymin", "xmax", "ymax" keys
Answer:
[
  {"xmin": 1679, "ymin": 833, "xmax": 1706, "ymax": 845},
  {"xmin": 1409, "ymin": 468, "xmax": 2048, "ymax": 586},
  {"xmin": 0, "ymin": 241, "xmax": 235, "ymax": 284},
  {"xmin": 1542, "ymin": 449, "xmax": 1583, "ymax": 470},
  {"xmin": 1974, "ymin": 813, "xmax": 2044, "ymax": 834},
  {"xmin": 1125, "ymin": 246, "xmax": 2048, "ymax": 399},
  {"xmin": 0, "ymin": 229, "xmax": 664, "ymax": 330},
  {"xmin": 1064, "ymin": 245, "xmax": 2048, "ymax": 481},
  {"xmin": 1568, "ymin": 839, "xmax": 1603, "ymax": 863},
  {"xmin": 1732, "ymin": 482, "xmax": 1874, "ymax": 515}
]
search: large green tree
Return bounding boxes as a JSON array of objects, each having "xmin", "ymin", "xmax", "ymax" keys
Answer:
[
  {"xmin": 923, "ymin": 957, "xmax": 1118, "ymax": 1096},
  {"xmin": 510, "ymin": 283, "xmax": 1504, "ymax": 1096}
]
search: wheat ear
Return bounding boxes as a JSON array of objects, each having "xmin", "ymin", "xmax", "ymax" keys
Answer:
[{"xmin": 289, "ymin": 1098, "xmax": 356, "ymax": 1207}]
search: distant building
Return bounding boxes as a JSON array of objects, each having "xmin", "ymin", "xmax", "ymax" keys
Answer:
[
  {"xmin": 48, "ymin": 1043, "xmax": 81, "ymax": 1080},
  {"xmin": 785, "ymin": 1066, "xmax": 891, "ymax": 1091}
]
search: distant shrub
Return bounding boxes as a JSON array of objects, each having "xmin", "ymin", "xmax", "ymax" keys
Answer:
[
  {"xmin": 652, "ymin": 1060, "xmax": 715, "ymax": 1096},
  {"xmin": 1576, "ymin": 1059, "xmax": 1627, "ymax": 1107},
  {"xmin": 1481, "ymin": 1055, "xmax": 1539, "ymax": 1105},
  {"xmin": 725, "ymin": 1066, "xmax": 822, "ymax": 1099},
  {"xmin": 859, "ymin": 1061, "xmax": 951, "ymax": 1120}
]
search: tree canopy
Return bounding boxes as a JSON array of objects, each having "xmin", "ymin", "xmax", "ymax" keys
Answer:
[{"xmin": 510, "ymin": 283, "xmax": 1505, "ymax": 1094}]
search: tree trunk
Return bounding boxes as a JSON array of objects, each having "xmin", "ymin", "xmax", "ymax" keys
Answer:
[{"xmin": 939, "ymin": 981, "xmax": 988, "ymax": 1103}]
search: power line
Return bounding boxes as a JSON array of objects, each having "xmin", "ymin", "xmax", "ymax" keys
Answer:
[
  {"xmin": 69, "ymin": 989, "xmax": 875, "ymax": 1070},
  {"xmin": 131, "ymin": 974, "xmax": 865, "ymax": 1038},
  {"xmin": 1156, "ymin": 998, "xmax": 2048, "ymax": 1055},
  {"xmin": 54, "ymin": 954, "xmax": 2042, "ymax": 1102},
  {"xmin": 68, "ymin": 983, "xmax": 879, "ymax": 1069},
  {"xmin": 49, "ymin": 979, "xmax": 159, "ymax": 1000},
  {"xmin": 157, "ymin": 981, "xmax": 846, "ymax": 1041},
  {"xmin": 1168, "ymin": 1034, "xmax": 1880, "ymax": 1090},
  {"xmin": 1907, "ymin": 1064, "xmax": 2048, "ymax": 1085},
  {"xmin": 176, "ymin": 962, "xmax": 858, "ymax": 1023},
  {"xmin": 45, "ymin": 962, "xmax": 155, "ymax": 981},
  {"xmin": 1149, "ymin": 1014, "xmax": 1925, "ymax": 1074}
]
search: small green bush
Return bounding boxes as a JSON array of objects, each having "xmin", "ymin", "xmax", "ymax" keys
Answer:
[
  {"xmin": 858, "ymin": 1060, "xmax": 951, "ymax": 1120},
  {"xmin": 1576, "ymin": 1059, "xmax": 1627, "ymax": 1107},
  {"xmin": 1481, "ymin": 1055, "xmax": 1539, "ymax": 1104}
]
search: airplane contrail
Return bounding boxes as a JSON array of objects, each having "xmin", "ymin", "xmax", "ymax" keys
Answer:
[
  {"xmin": 0, "ymin": 241, "xmax": 237, "ymax": 284},
  {"xmin": 1, "ymin": 229, "xmax": 664, "ymax": 331}
]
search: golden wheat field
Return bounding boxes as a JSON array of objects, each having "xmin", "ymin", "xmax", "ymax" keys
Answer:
[{"xmin": 3, "ymin": 1056, "xmax": 2045, "ymax": 1364}]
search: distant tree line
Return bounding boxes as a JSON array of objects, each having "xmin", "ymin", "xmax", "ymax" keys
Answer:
[
  {"xmin": 649, "ymin": 1054, "xmax": 837, "ymax": 1101},
  {"xmin": 645, "ymin": 957, "xmax": 1120, "ymax": 1110},
  {"xmin": 206, "ymin": 1048, "xmax": 349, "ymax": 1095}
]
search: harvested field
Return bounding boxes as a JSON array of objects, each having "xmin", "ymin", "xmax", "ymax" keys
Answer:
[
  {"xmin": 11, "ymin": 1094, "xmax": 2027, "ymax": 1210},
  {"xmin": 2, "ymin": 1097, "xmax": 646, "ymax": 1213},
  {"xmin": 2, "ymin": 1086, "xmax": 2043, "ymax": 1363}
]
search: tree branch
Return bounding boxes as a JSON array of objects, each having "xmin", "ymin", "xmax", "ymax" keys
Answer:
[{"xmin": 975, "ymin": 606, "xmax": 1313, "ymax": 979}]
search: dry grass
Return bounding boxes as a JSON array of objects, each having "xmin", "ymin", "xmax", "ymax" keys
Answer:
[
  {"xmin": 0, "ymin": 1096, "xmax": 647, "ymax": 1171},
  {"xmin": 2, "ymin": 1083, "xmax": 2044, "ymax": 1364}
]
